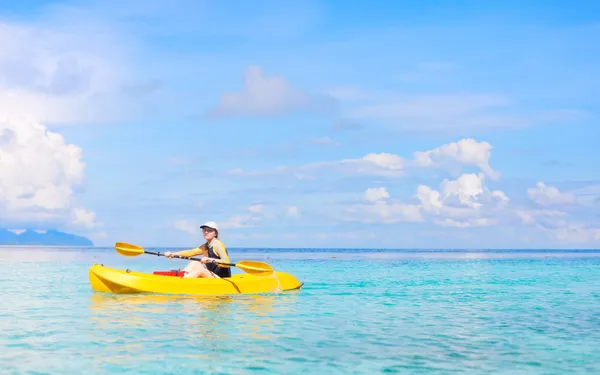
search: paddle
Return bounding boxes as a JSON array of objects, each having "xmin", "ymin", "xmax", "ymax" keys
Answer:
[{"xmin": 114, "ymin": 242, "xmax": 274, "ymax": 275}]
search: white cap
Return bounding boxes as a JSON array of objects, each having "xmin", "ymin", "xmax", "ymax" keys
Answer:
[{"xmin": 200, "ymin": 221, "xmax": 219, "ymax": 232}]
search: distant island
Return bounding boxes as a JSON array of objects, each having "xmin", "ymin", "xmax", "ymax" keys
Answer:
[{"xmin": 0, "ymin": 229, "xmax": 94, "ymax": 246}]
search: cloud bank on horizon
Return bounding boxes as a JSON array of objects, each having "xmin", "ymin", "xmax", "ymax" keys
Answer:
[{"xmin": 1, "ymin": 0, "xmax": 599, "ymax": 248}]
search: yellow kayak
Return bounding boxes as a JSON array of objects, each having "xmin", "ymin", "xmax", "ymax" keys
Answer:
[{"xmin": 88, "ymin": 264, "xmax": 304, "ymax": 295}]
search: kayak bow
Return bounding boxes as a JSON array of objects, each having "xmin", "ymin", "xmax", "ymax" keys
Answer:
[{"xmin": 89, "ymin": 264, "xmax": 303, "ymax": 295}]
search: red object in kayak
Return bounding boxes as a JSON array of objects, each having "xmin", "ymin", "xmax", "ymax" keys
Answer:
[{"xmin": 153, "ymin": 270, "xmax": 186, "ymax": 277}]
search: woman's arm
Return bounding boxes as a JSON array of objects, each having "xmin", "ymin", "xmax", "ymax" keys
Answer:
[{"xmin": 165, "ymin": 245, "xmax": 207, "ymax": 258}]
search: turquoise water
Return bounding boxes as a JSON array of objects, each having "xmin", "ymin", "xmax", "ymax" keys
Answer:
[{"xmin": 2, "ymin": 247, "xmax": 600, "ymax": 374}]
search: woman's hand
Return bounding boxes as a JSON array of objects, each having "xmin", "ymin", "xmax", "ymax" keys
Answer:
[
  {"xmin": 165, "ymin": 251, "xmax": 175, "ymax": 259},
  {"xmin": 201, "ymin": 257, "xmax": 216, "ymax": 264}
]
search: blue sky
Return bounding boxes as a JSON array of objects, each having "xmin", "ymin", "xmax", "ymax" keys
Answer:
[{"xmin": 0, "ymin": 0, "xmax": 599, "ymax": 248}]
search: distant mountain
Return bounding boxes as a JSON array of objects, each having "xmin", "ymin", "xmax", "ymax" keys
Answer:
[{"xmin": 0, "ymin": 229, "xmax": 94, "ymax": 246}]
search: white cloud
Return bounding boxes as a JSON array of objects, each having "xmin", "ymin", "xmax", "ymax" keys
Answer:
[
  {"xmin": 0, "ymin": 13, "xmax": 157, "ymax": 235},
  {"xmin": 341, "ymin": 173, "xmax": 508, "ymax": 227},
  {"xmin": 209, "ymin": 66, "xmax": 336, "ymax": 118},
  {"xmin": 528, "ymin": 182, "xmax": 577, "ymax": 206},
  {"xmin": 415, "ymin": 173, "xmax": 508, "ymax": 227},
  {"xmin": 0, "ymin": 119, "xmax": 97, "ymax": 228},
  {"xmin": 364, "ymin": 187, "xmax": 390, "ymax": 202},
  {"xmin": 229, "ymin": 138, "xmax": 497, "ymax": 180},
  {"xmin": 227, "ymin": 151, "xmax": 407, "ymax": 178},
  {"xmin": 512, "ymin": 182, "xmax": 600, "ymax": 243},
  {"xmin": 356, "ymin": 153, "xmax": 405, "ymax": 176},
  {"xmin": 342, "ymin": 187, "xmax": 423, "ymax": 224},
  {"xmin": 516, "ymin": 209, "xmax": 600, "ymax": 244},
  {"xmin": 553, "ymin": 224, "xmax": 600, "ymax": 244},
  {"xmin": 415, "ymin": 185, "xmax": 443, "ymax": 211},
  {"xmin": 515, "ymin": 208, "xmax": 569, "ymax": 227},
  {"xmin": 225, "ymin": 133, "xmax": 599, "ymax": 245},
  {"xmin": 439, "ymin": 175, "xmax": 486, "ymax": 209},
  {"xmin": 440, "ymin": 173, "xmax": 508, "ymax": 208},
  {"xmin": 301, "ymin": 152, "xmax": 407, "ymax": 178},
  {"xmin": 0, "ymin": 20, "xmax": 143, "ymax": 125},
  {"xmin": 412, "ymin": 138, "xmax": 500, "ymax": 180},
  {"xmin": 438, "ymin": 217, "xmax": 498, "ymax": 228}
]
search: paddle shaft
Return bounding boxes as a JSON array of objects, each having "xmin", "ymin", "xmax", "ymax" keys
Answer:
[{"xmin": 143, "ymin": 249, "xmax": 235, "ymax": 266}]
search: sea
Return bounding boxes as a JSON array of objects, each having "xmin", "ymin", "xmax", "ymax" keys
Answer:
[{"xmin": 1, "ymin": 246, "xmax": 600, "ymax": 374}]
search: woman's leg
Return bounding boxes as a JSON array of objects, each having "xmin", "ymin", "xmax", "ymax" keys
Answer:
[
  {"xmin": 181, "ymin": 261, "xmax": 197, "ymax": 275},
  {"xmin": 182, "ymin": 261, "xmax": 219, "ymax": 278}
]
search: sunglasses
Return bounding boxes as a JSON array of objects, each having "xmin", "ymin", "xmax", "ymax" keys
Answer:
[{"xmin": 202, "ymin": 228, "xmax": 216, "ymax": 233}]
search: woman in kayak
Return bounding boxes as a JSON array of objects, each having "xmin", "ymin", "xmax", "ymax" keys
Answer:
[{"xmin": 164, "ymin": 221, "xmax": 232, "ymax": 278}]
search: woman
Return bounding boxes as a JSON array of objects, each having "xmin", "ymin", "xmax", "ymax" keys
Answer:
[{"xmin": 164, "ymin": 221, "xmax": 231, "ymax": 278}]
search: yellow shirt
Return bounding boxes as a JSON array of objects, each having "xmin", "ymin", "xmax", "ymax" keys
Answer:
[{"xmin": 177, "ymin": 238, "xmax": 230, "ymax": 268}]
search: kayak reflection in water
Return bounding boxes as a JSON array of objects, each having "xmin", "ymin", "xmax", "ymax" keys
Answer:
[{"xmin": 164, "ymin": 221, "xmax": 232, "ymax": 279}]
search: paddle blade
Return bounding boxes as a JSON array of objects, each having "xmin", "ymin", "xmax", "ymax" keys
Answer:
[
  {"xmin": 235, "ymin": 260, "xmax": 274, "ymax": 274},
  {"xmin": 115, "ymin": 242, "xmax": 145, "ymax": 257}
]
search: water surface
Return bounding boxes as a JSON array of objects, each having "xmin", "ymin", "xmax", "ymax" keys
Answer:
[{"xmin": 1, "ymin": 247, "xmax": 599, "ymax": 374}]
